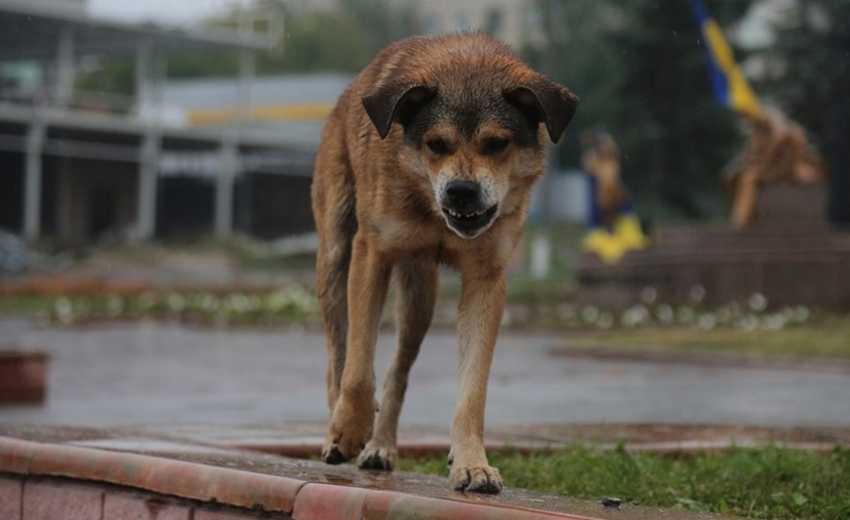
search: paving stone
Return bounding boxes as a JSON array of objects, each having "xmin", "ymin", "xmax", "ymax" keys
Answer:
[
  {"xmin": 23, "ymin": 480, "xmax": 103, "ymax": 520},
  {"xmin": 0, "ymin": 436, "xmax": 36, "ymax": 475},
  {"xmin": 362, "ymin": 490, "xmax": 586, "ymax": 520},
  {"xmin": 194, "ymin": 510, "xmax": 260, "ymax": 520},
  {"xmin": 70, "ymin": 438, "xmax": 235, "ymax": 456},
  {"xmin": 292, "ymin": 483, "xmax": 370, "ymax": 520},
  {"xmin": 27, "ymin": 441, "xmax": 303, "ymax": 515},
  {"xmin": 0, "ymin": 476, "xmax": 23, "ymax": 520},
  {"xmin": 104, "ymin": 492, "xmax": 191, "ymax": 520}
]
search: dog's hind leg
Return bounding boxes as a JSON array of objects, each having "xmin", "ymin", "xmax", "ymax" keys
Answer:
[
  {"xmin": 316, "ymin": 215, "xmax": 354, "ymax": 413},
  {"xmin": 312, "ymin": 128, "xmax": 357, "ymax": 413},
  {"xmin": 358, "ymin": 258, "xmax": 439, "ymax": 470}
]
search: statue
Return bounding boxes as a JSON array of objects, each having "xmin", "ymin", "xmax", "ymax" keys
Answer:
[
  {"xmin": 580, "ymin": 128, "xmax": 647, "ymax": 263},
  {"xmin": 722, "ymin": 107, "xmax": 826, "ymax": 228}
]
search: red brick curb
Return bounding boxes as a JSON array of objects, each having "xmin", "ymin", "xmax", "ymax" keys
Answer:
[
  {"xmin": 0, "ymin": 436, "xmax": 602, "ymax": 520},
  {"xmin": 0, "ymin": 437, "xmax": 302, "ymax": 514},
  {"xmin": 361, "ymin": 490, "xmax": 601, "ymax": 520}
]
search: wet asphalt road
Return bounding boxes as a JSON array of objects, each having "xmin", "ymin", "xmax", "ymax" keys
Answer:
[{"xmin": 1, "ymin": 317, "xmax": 848, "ymax": 428}]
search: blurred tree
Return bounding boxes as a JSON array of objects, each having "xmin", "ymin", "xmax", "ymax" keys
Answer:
[
  {"xmin": 338, "ymin": 0, "xmax": 422, "ymax": 56},
  {"xmin": 77, "ymin": 0, "xmax": 421, "ymax": 94},
  {"xmin": 760, "ymin": 0, "xmax": 850, "ymax": 225},
  {"xmin": 257, "ymin": 7, "xmax": 372, "ymax": 73},
  {"xmin": 171, "ymin": 0, "xmax": 375, "ymax": 76},
  {"xmin": 529, "ymin": 0, "xmax": 752, "ymax": 220},
  {"xmin": 76, "ymin": 58, "xmax": 134, "ymax": 96}
]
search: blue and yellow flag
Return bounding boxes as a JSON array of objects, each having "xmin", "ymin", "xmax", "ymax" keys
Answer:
[{"xmin": 688, "ymin": 0, "xmax": 763, "ymax": 120}]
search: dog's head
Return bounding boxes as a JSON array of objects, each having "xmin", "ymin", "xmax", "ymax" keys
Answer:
[{"xmin": 361, "ymin": 34, "xmax": 578, "ymax": 239}]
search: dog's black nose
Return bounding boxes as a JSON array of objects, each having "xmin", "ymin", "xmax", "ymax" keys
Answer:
[{"xmin": 444, "ymin": 180, "xmax": 481, "ymax": 208}]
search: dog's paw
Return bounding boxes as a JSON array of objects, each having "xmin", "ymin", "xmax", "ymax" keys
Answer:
[
  {"xmin": 321, "ymin": 442, "xmax": 350, "ymax": 465},
  {"xmin": 321, "ymin": 429, "xmax": 371, "ymax": 465},
  {"xmin": 321, "ymin": 397, "xmax": 375, "ymax": 465},
  {"xmin": 357, "ymin": 444, "xmax": 397, "ymax": 471},
  {"xmin": 450, "ymin": 464, "xmax": 503, "ymax": 494}
]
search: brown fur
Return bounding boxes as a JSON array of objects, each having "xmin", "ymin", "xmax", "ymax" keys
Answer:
[{"xmin": 311, "ymin": 33, "xmax": 577, "ymax": 493}]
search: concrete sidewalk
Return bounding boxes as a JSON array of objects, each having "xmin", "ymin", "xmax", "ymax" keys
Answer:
[
  {"xmin": 0, "ymin": 424, "xmax": 758, "ymax": 520},
  {"xmin": 3, "ymin": 321, "xmax": 850, "ymax": 428},
  {"xmin": 3, "ymin": 318, "xmax": 850, "ymax": 519}
]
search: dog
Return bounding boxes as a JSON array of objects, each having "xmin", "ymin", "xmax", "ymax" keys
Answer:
[{"xmin": 311, "ymin": 32, "xmax": 577, "ymax": 493}]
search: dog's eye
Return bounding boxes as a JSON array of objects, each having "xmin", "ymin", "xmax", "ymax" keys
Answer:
[
  {"xmin": 426, "ymin": 139, "xmax": 449, "ymax": 155},
  {"xmin": 483, "ymin": 137, "xmax": 510, "ymax": 156}
]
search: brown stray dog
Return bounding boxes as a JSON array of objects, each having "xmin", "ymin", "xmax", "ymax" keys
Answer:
[{"xmin": 311, "ymin": 33, "xmax": 577, "ymax": 493}]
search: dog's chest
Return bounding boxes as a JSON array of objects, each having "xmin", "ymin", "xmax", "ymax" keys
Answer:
[{"xmin": 372, "ymin": 217, "xmax": 440, "ymax": 252}]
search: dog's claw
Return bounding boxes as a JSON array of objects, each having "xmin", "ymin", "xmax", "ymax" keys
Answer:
[
  {"xmin": 451, "ymin": 465, "xmax": 502, "ymax": 494},
  {"xmin": 321, "ymin": 445, "xmax": 349, "ymax": 465},
  {"xmin": 357, "ymin": 447, "xmax": 396, "ymax": 471}
]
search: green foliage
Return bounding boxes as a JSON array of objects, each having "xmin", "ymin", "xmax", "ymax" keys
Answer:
[
  {"xmin": 46, "ymin": 286, "xmax": 319, "ymax": 326},
  {"xmin": 166, "ymin": 7, "xmax": 373, "ymax": 77},
  {"xmin": 167, "ymin": 50, "xmax": 241, "ymax": 78},
  {"xmin": 337, "ymin": 0, "xmax": 422, "ymax": 56},
  {"xmin": 398, "ymin": 445, "xmax": 850, "ymax": 519},
  {"xmin": 76, "ymin": 0, "xmax": 422, "ymax": 90},
  {"xmin": 265, "ymin": 9, "xmax": 372, "ymax": 73},
  {"xmin": 527, "ymin": 0, "xmax": 749, "ymax": 219},
  {"xmin": 75, "ymin": 58, "xmax": 135, "ymax": 95},
  {"xmin": 566, "ymin": 315, "xmax": 850, "ymax": 360}
]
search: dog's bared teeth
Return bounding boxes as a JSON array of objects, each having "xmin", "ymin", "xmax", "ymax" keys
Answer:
[{"xmin": 444, "ymin": 207, "xmax": 495, "ymax": 221}]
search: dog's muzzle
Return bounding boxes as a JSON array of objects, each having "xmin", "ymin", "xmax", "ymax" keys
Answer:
[{"xmin": 440, "ymin": 180, "xmax": 498, "ymax": 238}]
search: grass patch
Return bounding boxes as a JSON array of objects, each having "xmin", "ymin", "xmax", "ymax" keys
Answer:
[
  {"xmin": 397, "ymin": 445, "xmax": 850, "ymax": 519},
  {"xmin": 0, "ymin": 295, "xmax": 53, "ymax": 314},
  {"xmin": 568, "ymin": 318, "xmax": 850, "ymax": 359}
]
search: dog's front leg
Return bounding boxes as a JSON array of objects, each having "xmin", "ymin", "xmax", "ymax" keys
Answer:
[
  {"xmin": 448, "ymin": 272, "xmax": 505, "ymax": 493},
  {"xmin": 322, "ymin": 232, "xmax": 391, "ymax": 464}
]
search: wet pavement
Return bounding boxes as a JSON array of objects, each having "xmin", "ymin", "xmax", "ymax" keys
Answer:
[
  {"xmin": 0, "ymin": 424, "xmax": 739, "ymax": 520},
  {"xmin": 1, "ymin": 316, "xmax": 849, "ymax": 429}
]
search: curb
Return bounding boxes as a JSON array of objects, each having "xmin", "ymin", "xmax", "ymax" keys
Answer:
[
  {"xmin": 0, "ymin": 436, "xmax": 601, "ymax": 520},
  {"xmin": 551, "ymin": 345, "xmax": 850, "ymax": 374}
]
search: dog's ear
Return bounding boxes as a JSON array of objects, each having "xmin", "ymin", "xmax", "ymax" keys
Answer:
[
  {"xmin": 505, "ymin": 77, "xmax": 579, "ymax": 144},
  {"xmin": 362, "ymin": 83, "xmax": 436, "ymax": 139}
]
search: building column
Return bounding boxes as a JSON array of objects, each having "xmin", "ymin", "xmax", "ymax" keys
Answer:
[
  {"xmin": 135, "ymin": 131, "xmax": 160, "ymax": 240},
  {"xmin": 238, "ymin": 14, "xmax": 256, "ymax": 123},
  {"xmin": 215, "ymin": 140, "xmax": 237, "ymax": 239},
  {"xmin": 55, "ymin": 157, "xmax": 73, "ymax": 242},
  {"xmin": 55, "ymin": 25, "xmax": 75, "ymax": 106},
  {"xmin": 23, "ymin": 123, "xmax": 46, "ymax": 241},
  {"xmin": 135, "ymin": 40, "xmax": 154, "ymax": 120}
]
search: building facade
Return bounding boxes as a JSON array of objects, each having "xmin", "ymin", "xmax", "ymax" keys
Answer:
[{"xmin": 0, "ymin": 0, "xmax": 314, "ymax": 246}]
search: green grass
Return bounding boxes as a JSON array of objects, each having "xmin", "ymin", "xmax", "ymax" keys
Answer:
[
  {"xmin": 0, "ymin": 295, "xmax": 52, "ymax": 314},
  {"xmin": 568, "ymin": 318, "xmax": 850, "ymax": 359},
  {"xmin": 397, "ymin": 445, "xmax": 850, "ymax": 519}
]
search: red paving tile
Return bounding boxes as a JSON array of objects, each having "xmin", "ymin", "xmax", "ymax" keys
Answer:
[
  {"xmin": 103, "ymin": 492, "xmax": 191, "ymax": 520},
  {"xmin": 30, "ymin": 442, "xmax": 151, "ymax": 486},
  {"xmin": 194, "ymin": 510, "xmax": 264, "ymax": 520},
  {"xmin": 0, "ymin": 436, "xmax": 36, "ymax": 475},
  {"xmin": 0, "ymin": 432, "xmax": 746, "ymax": 520},
  {"xmin": 0, "ymin": 476, "xmax": 23, "ymax": 520},
  {"xmin": 292, "ymin": 483, "xmax": 370, "ymax": 520},
  {"xmin": 22, "ymin": 480, "xmax": 104, "ymax": 520},
  {"xmin": 362, "ymin": 490, "xmax": 596, "ymax": 520},
  {"xmin": 24, "ymin": 439, "xmax": 304, "ymax": 514}
]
